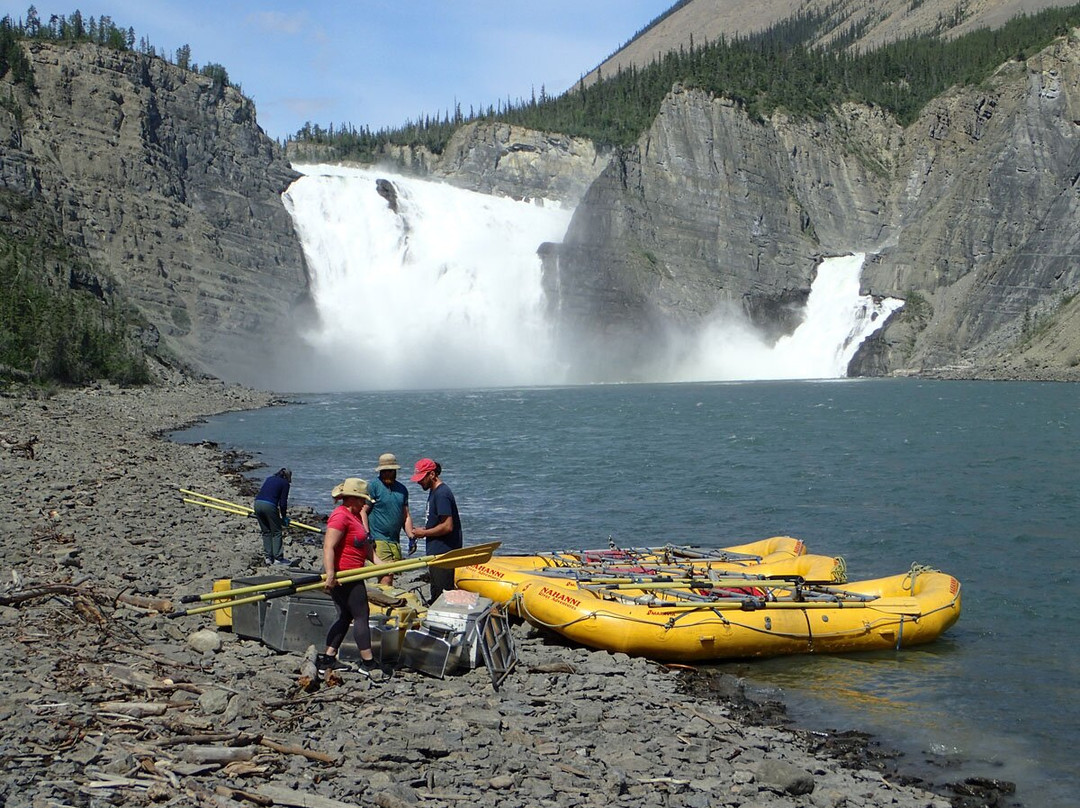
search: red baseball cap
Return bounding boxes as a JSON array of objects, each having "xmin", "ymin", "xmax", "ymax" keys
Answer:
[{"xmin": 410, "ymin": 458, "xmax": 437, "ymax": 482}]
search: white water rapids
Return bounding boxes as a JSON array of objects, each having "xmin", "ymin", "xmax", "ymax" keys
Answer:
[{"xmin": 281, "ymin": 164, "xmax": 902, "ymax": 391}]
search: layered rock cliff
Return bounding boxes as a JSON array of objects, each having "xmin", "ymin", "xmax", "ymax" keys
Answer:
[
  {"xmin": 0, "ymin": 41, "xmax": 310, "ymax": 384},
  {"xmin": 307, "ymin": 121, "xmax": 607, "ymax": 206},
  {"xmin": 6, "ymin": 28, "xmax": 1080, "ymax": 386},
  {"xmin": 543, "ymin": 31, "xmax": 1080, "ymax": 380}
]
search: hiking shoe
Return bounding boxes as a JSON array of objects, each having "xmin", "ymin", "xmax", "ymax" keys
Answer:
[
  {"xmin": 273, "ymin": 557, "xmax": 298, "ymax": 567},
  {"xmin": 358, "ymin": 658, "xmax": 387, "ymax": 682},
  {"xmin": 315, "ymin": 654, "xmax": 353, "ymax": 674},
  {"xmin": 264, "ymin": 557, "xmax": 274, "ymax": 566}
]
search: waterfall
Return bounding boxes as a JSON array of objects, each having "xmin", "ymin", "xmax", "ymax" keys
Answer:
[
  {"xmin": 282, "ymin": 166, "xmax": 902, "ymax": 390},
  {"xmin": 282, "ymin": 164, "xmax": 573, "ymax": 391},
  {"xmin": 670, "ymin": 253, "xmax": 904, "ymax": 381}
]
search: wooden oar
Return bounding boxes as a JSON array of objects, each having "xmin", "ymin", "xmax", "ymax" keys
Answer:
[
  {"xmin": 535, "ymin": 563, "xmax": 737, "ymax": 579},
  {"xmin": 169, "ymin": 542, "xmax": 501, "ymax": 618},
  {"xmin": 536, "ymin": 545, "xmax": 764, "ymax": 562},
  {"xmin": 180, "ymin": 488, "xmax": 324, "ymax": 534}
]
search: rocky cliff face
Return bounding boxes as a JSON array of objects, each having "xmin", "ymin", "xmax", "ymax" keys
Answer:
[
  {"xmin": 543, "ymin": 32, "xmax": 1080, "ymax": 380},
  {"xmin": 429, "ymin": 122, "xmax": 607, "ymax": 205},
  {"xmin": 862, "ymin": 37, "xmax": 1080, "ymax": 377},
  {"xmin": 7, "ymin": 31, "xmax": 1079, "ymax": 386},
  {"xmin": 0, "ymin": 42, "xmax": 310, "ymax": 384},
  {"xmin": 342, "ymin": 121, "xmax": 607, "ymax": 207}
]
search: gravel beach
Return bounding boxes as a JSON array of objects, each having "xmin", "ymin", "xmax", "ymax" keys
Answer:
[{"xmin": 0, "ymin": 381, "xmax": 983, "ymax": 808}]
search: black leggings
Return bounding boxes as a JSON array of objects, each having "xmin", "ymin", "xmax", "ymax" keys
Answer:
[{"xmin": 326, "ymin": 579, "xmax": 371, "ymax": 654}]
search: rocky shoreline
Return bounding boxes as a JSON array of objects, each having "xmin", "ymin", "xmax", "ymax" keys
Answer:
[{"xmin": 0, "ymin": 380, "xmax": 1013, "ymax": 808}]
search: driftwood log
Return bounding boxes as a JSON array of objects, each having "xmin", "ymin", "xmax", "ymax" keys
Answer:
[{"xmin": 0, "ymin": 581, "xmax": 172, "ymax": 612}]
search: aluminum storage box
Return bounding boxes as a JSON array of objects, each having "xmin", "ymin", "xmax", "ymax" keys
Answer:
[
  {"xmin": 261, "ymin": 589, "xmax": 403, "ymax": 664},
  {"xmin": 261, "ymin": 589, "xmax": 344, "ymax": 657},
  {"xmin": 398, "ymin": 625, "xmax": 463, "ymax": 678},
  {"xmin": 400, "ymin": 594, "xmax": 494, "ymax": 674},
  {"xmin": 425, "ymin": 594, "xmax": 494, "ymax": 669},
  {"xmin": 227, "ymin": 573, "xmax": 307, "ymax": 640}
]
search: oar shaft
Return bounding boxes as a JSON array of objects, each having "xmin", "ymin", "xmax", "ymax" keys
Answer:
[
  {"xmin": 286, "ymin": 519, "xmax": 323, "ymax": 534},
  {"xmin": 571, "ymin": 574, "xmax": 813, "ymax": 588},
  {"xmin": 176, "ymin": 542, "xmax": 501, "ymax": 611},
  {"xmin": 184, "ymin": 498, "xmax": 251, "ymax": 516},
  {"xmin": 621, "ymin": 597, "xmax": 920, "ymax": 613},
  {"xmin": 181, "ymin": 489, "xmax": 323, "ymax": 534},
  {"xmin": 176, "ymin": 551, "xmax": 487, "ymax": 617},
  {"xmin": 589, "ymin": 580, "xmax": 781, "ymax": 591},
  {"xmin": 180, "ymin": 488, "xmax": 253, "ymax": 512},
  {"xmin": 176, "ymin": 565, "xmax": 417, "ymax": 617},
  {"xmin": 187, "ymin": 553, "xmax": 445, "ymax": 603}
]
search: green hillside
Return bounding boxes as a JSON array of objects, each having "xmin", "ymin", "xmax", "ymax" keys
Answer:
[{"xmin": 289, "ymin": 3, "xmax": 1080, "ymax": 162}]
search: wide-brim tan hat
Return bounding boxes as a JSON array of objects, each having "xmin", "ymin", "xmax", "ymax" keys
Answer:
[
  {"xmin": 331, "ymin": 477, "xmax": 373, "ymax": 502},
  {"xmin": 375, "ymin": 452, "xmax": 401, "ymax": 471}
]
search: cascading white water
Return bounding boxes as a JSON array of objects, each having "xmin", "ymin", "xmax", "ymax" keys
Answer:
[
  {"xmin": 670, "ymin": 253, "xmax": 904, "ymax": 381},
  {"xmin": 282, "ymin": 164, "xmax": 574, "ymax": 390},
  {"xmin": 282, "ymin": 166, "xmax": 902, "ymax": 390}
]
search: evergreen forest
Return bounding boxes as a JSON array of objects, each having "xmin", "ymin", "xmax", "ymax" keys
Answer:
[{"xmin": 289, "ymin": 3, "xmax": 1080, "ymax": 162}]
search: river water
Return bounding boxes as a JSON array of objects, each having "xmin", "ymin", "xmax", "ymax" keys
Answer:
[{"xmin": 174, "ymin": 378, "xmax": 1078, "ymax": 806}]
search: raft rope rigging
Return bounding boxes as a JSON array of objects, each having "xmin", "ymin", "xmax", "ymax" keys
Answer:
[
  {"xmin": 905, "ymin": 562, "xmax": 939, "ymax": 593},
  {"xmin": 514, "ymin": 587, "xmax": 919, "ymax": 643}
]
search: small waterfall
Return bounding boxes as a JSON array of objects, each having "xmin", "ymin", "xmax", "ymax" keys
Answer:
[
  {"xmin": 282, "ymin": 167, "xmax": 901, "ymax": 390},
  {"xmin": 670, "ymin": 253, "xmax": 904, "ymax": 381}
]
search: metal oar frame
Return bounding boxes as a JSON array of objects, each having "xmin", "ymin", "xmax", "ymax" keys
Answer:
[{"xmin": 530, "ymin": 554, "xmax": 886, "ymax": 612}]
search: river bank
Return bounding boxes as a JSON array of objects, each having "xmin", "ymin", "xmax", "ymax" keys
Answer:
[{"xmin": 0, "ymin": 380, "xmax": 1007, "ymax": 808}]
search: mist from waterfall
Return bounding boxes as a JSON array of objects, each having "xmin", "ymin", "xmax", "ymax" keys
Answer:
[
  {"xmin": 282, "ymin": 165, "xmax": 901, "ymax": 391},
  {"xmin": 669, "ymin": 253, "xmax": 904, "ymax": 381}
]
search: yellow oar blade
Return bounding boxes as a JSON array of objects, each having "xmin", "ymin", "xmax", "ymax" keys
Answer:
[{"xmin": 427, "ymin": 541, "xmax": 500, "ymax": 568}]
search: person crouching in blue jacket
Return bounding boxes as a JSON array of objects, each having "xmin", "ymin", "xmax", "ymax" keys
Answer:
[{"xmin": 254, "ymin": 468, "xmax": 295, "ymax": 566}]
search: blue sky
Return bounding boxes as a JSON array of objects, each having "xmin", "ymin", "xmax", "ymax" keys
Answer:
[{"xmin": 2, "ymin": 2, "xmax": 676, "ymax": 141}]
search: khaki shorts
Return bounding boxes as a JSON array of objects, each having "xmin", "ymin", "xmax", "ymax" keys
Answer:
[{"xmin": 374, "ymin": 539, "xmax": 402, "ymax": 564}]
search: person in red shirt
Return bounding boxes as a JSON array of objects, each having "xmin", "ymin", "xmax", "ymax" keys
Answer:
[{"xmin": 318, "ymin": 478, "xmax": 384, "ymax": 679}]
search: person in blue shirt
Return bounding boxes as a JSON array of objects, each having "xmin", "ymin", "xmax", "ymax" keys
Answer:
[
  {"xmin": 365, "ymin": 453, "xmax": 415, "ymax": 586},
  {"xmin": 410, "ymin": 458, "xmax": 462, "ymax": 603},
  {"xmin": 254, "ymin": 468, "xmax": 295, "ymax": 566}
]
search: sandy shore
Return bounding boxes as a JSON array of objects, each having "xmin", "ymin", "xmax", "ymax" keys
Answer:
[{"xmin": 0, "ymin": 381, "xmax": 972, "ymax": 808}]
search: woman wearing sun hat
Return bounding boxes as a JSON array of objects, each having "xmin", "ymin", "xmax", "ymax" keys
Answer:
[{"xmin": 318, "ymin": 477, "xmax": 384, "ymax": 679}]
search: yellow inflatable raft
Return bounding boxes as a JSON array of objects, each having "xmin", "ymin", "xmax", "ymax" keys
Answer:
[
  {"xmin": 515, "ymin": 565, "xmax": 961, "ymax": 661},
  {"xmin": 455, "ymin": 537, "xmax": 830, "ymax": 612}
]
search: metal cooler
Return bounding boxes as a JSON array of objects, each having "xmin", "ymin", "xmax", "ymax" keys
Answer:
[{"xmin": 399, "ymin": 594, "xmax": 494, "ymax": 676}]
